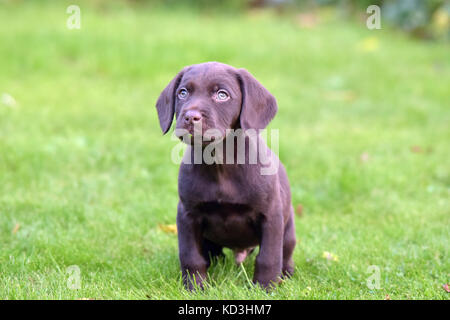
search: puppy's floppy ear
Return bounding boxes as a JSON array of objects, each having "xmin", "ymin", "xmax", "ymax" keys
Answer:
[
  {"xmin": 237, "ymin": 68, "xmax": 278, "ymax": 130},
  {"xmin": 156, "ymin": 68, "xmax": 185, "ymax": 134}
]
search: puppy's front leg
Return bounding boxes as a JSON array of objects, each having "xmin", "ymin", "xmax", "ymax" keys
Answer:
[
  {"xmin": 176, "ymin": 202, "xmax": 207, "ymax": 290},
  {"xmin": 253, "ymin": 210, "xmax": 283, "ymax": 289}
]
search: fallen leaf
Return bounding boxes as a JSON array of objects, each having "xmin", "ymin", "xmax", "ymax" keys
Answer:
[
  {"xmin": 159, "ymin": 224, "xmax": 177, "ymax": 234},
  {"xmin": 443, "ymin": 284, "xmax": 450, "ymax": 293},
  {"xmin": 357, "ymin": 37, "xmax": 380, "ymax": 52},
  {"xmin": 12, "ymin": 223, "xmax": 20, "ymax": 234},
  {"xmin": 324, "ymin": 90, "xmax": 357, "ymax": 102},
  {"xmin": 296, "ymin": 12, "xmax": 319, "ymax": 28},
  {"xmin": 410, "ymin": 145, "xmax": 423, "ymax": 153},
  {"xmin": 360, "ymin": 152, "xmax": 370, "ymax": 163},
  {"xmin": 1, "ymin": 93, "xmax": 17, "ymax": 108},
  {"xmin": 410, "ymin": 146, "xmax": 432, "ymax": 154},
  {"xmin": 295, "ymin": 204, "xmax": 303, "ymax": 217},
  {"xmin": 322, "ymin": 251, "xmax": 339, "ymax": 262}
]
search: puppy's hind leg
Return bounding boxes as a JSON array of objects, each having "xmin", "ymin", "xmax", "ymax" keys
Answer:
[
  {"xmin": 202, "ymin": 238, "xmax": 224, "ymax": 268},
  {"xmin": 282, "ymin": 207, "xmax": 296, "ymax": 278}
]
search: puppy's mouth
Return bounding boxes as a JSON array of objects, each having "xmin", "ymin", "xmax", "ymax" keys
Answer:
[{"xmin": 175, "ymin": 126, "xmax": 224, "ymax": 146}]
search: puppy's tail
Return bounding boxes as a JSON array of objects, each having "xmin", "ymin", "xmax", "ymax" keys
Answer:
[{"xmin": 233, "ymin": 247, "xmax": 256, "ymax": 265}]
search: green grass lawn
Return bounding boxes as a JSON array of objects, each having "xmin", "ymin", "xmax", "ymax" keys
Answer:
[{"xmin": 0, "ymin": 1, "xmax": 448, "ymax": 299}]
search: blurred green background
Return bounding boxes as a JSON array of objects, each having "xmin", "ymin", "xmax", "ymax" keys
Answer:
[{"xmin": 0, "ymin": 0, "xmax": 448, "ymax": 299}]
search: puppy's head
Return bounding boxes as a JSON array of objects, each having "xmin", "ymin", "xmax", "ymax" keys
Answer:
[{"xmin": 156, "ymin": 62, "xmax": 277, "ymax": 144}]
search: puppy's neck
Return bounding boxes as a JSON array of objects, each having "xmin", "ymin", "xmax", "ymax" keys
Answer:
[{"xmin": 184, "ymin": 131, "xmax": 265, "ymax": 168}]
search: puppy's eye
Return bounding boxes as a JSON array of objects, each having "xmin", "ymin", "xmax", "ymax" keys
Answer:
[
  {"xmin": 216, "ymin": 90, "xmax": 229, "ymax": 101},
  {"xmin": 178, "ymin": 88, "xmax": 188, "ymax": 99}
]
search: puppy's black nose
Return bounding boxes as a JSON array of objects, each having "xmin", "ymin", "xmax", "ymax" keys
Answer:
[{"xmin": 183, "ymin": 110, "xmax": 202, "ymax": 125}]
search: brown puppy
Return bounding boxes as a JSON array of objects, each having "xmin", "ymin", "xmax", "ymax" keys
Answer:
[{"xmin": 156, "ymin": 62, "xmax": 296, "ymax": 290}]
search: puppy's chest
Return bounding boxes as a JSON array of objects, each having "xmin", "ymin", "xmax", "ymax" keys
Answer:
[
  {"xmin": 189, "ymin": 181, "xmax": 261, "ymax": 248},
  {"xmin": 179, "ymin": 166, "xmax": 263, "ymax": 248},
  {"xmin": 180, "ymin": 167, "xmax": 254, "ymax": 206}
]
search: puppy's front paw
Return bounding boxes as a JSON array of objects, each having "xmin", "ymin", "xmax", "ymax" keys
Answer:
[
  {"xmin": 183, "ymin": 272, "xmax": 206, "ymax": 291},
  {"xmin": 253, "ymin": 265, "xmax": 282, "ymax": 291},
  {"xmin": 282, "ymin": 264, "xmax": 294, "ymax": 278}
]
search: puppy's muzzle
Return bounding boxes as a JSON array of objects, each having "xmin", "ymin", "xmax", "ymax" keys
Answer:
[{"xmin": 183, "ymin": 110, "xmax": 202, "ymax": 127}]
